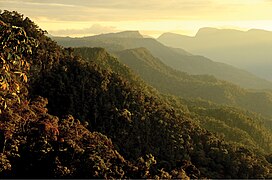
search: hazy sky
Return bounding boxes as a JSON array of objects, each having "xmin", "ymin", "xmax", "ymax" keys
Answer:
[{"xmin": 1, "ymin": 0, "xmax": 272, "ymax": 37}]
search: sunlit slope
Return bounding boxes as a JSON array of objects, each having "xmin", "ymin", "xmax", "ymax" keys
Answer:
[
  {"xmin": 76, "ymin": 47, "xmax": 272, "ymax": 154},
  {"xmin": 99, "ymin": 47, "xmax": 272, "ymax": 118}
]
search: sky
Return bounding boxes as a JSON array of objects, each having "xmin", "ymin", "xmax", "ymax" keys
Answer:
[{"xmin": 1, "ymin": 0, "xmax": 272, "ymax": 37}]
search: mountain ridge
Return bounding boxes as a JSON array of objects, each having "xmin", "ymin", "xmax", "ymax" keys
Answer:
[
  {"xmin": 91, "ymin": 30, "xmax": 143, "ymax": 39},
  {"xmin": 53, "ymin": 31, "xmax": 272, "ymax": 90},
  {"xmin": 157, "ymin": 28, "xmax": 272, "ymax": 80},
  {"xmin": 76, "ymin": 46, "xmax": 272, "ymax": 153},
  {"xmin": 105, "ymin": 47, "xmax": 272, "ymax": 117}
]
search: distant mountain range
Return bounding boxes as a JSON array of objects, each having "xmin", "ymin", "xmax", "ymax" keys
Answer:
[
  {"xmin": 52, "ymin": 31, "xmax": 272, "ymax": 90},
  {"xmin": 158, "ymin": 27, "xmax": 272, "ymax": 80}
]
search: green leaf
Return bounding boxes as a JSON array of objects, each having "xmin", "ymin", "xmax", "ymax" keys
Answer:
[{"xmin": 7, "ymin": 53, "xmax": 12, "ymax": 60}]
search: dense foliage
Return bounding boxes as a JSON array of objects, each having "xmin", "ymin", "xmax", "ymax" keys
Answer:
[
  {"xmin": 0, "ymin": 11, "xmax": 161, "ymax": 179},
  {"xmin": 178, "ymin": 97, "xmax": 272, "ymax": 153},
  {"xmin": 84, "ymin": 47, "xmax": 272, "ymax": 153},
  {"xmin": 0, "ymin": 10, "xmax": 272, "ymax": 178}
]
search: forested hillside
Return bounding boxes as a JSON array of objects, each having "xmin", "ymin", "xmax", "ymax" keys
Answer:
[
  {"xmin": 0, "ymin": 11, "xmax": 272, "ymax": 179},
  {"xmin": 76, "ymin": 47, "xmax": 272, "ymax": 153},
  {"xmin": 77, "ymin": 47, "xmax": 272, "ymax": 119}
]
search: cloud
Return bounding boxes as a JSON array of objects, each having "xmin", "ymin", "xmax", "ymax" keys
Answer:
[
  {"xmin": 2, "ymin": 0, "xmax": 271, "ymax": 22},
  {"xmin": 0, "ymin": 0, "xmax": 224, "ymax": 21},
  {"xmin": 48, "ymin": 24, "xmax": 118, "ymax": 36},
  {"xmin": 1, "ymin": 0, "xmax": 272, "ymax": 37}
]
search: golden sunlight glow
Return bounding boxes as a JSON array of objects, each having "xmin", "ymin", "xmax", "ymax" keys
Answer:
[{"xmin": 1, "ymin": 0, "xmax": 272, "ymax": 37}]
